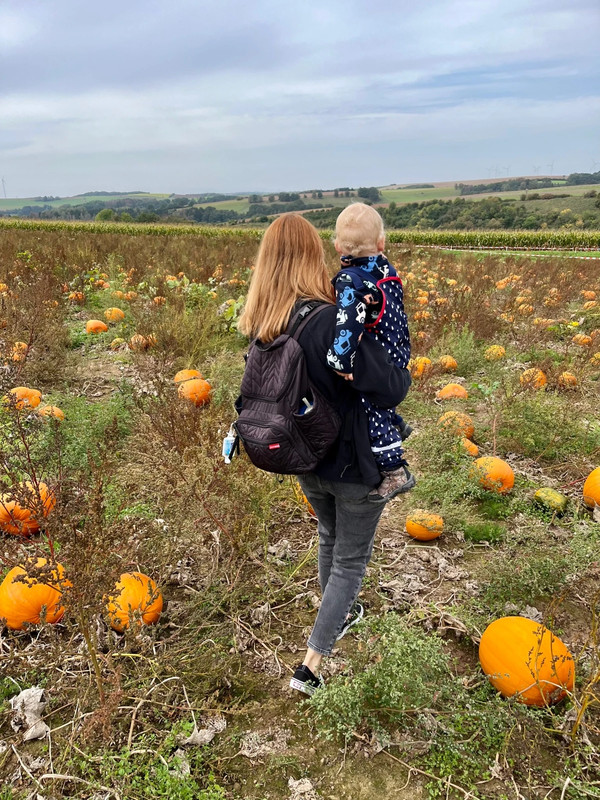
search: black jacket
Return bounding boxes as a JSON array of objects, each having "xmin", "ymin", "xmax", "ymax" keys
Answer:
[{"xmin": 296, "ymin": 303, "xmax": 411, "ymax": 487}]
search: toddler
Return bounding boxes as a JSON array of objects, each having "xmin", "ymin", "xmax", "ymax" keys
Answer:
[{"xmin": 326, "ymin": 203, "xmax": 415, "ymax": 501}]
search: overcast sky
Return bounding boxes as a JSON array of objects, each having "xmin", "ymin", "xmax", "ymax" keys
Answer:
[{"xmin": 1, "ymin": 0, "xmax": 599, "ymax": 197}]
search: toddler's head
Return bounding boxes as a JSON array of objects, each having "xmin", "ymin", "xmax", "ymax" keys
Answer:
[{"xmin": 335, "ymin": 202, "xmax": 385, "ymax": 257}]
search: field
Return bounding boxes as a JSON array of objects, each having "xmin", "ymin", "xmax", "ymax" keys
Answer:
[
  {"xmin": 3, "ymin": 181, "xmax": 599, "ymax": 219},
  {"xmin": 0, "ymin": 225, "xmax": 599, "ymax": 800},
  {"xmin": 0, "ymin": 194, "xmax": 171, "ymax": 212}
]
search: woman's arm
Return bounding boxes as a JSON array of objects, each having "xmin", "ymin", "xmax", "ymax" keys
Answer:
[{"xmin": 351, "ymin": 335, "xmax": 411, "ymax": 408}]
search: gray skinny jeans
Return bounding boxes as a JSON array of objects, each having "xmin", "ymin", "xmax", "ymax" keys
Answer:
[{"xmin": 298, "ymin": 473, "xmax": 386, "ymax": 656}]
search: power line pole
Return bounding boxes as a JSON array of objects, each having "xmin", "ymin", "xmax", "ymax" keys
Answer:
[{"xmin": 1, "ymin": 178, "xmax": 6, "ymax": 199}]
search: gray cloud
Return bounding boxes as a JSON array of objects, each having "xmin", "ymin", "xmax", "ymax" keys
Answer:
[{"xmin": 0, "ymin": 0, "xmax": 598, "ymax": 196}]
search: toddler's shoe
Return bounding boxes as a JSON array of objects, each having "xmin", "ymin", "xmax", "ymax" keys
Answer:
[
  {"xmin": 368, "ymin": 465, "xmax": 416, "ymax": 503},
  {"xmin": 398, "ymin": 420, "xmax": 414, "ymax": 440}
]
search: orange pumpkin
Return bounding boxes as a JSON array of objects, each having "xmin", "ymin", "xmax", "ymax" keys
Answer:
[
  {"xmin": 557, "ymin": 372, "xmax": 577, "ymax": 389},
  {"xmin": 405, "ymin": 510, "xmax": 444, "ymax": 541},
  {"xmin": 301, "ymin": 492, "xmax": 317, "ymax": 519},
  {"xmin": 104, "ymin": 307, "xmax": 125, "ymax": 323},
  {"xmin": 461, "ymin": 438, "xmax": 479, "ymax": 457},
  {"xmin": 484, "ymin": 345, "xmax": 505, "ymax": 362},
  {"xmin": 106, "ymin": 572, "xmax": 163, "ymax": 632},
  {"xmin": 436, "ymin": 383, "xmax": 468, "ymax": 400},
  {"xmin": 86, "ymin": 320, "xmax": 108, "ymax": 334},
  {"xmin": 129, "ymin": 334, "xmax": 156, "ymax": 351},
  {"xmin": 11, "ymin": 342, "xmax": 29, "ymax": 362},
  {"xmin": 583, "ymin": 467, "xmax": 600, "ymax": 509},
  {"xmin": 520, "ymin": 368, "xmax": 547, "ymax": 390},
  {"xmin": 37, "ymin": 405, "xmax": 65, "ymax": 421},
  {"xmin": 68, "ymin": 291, "xmax": 85, "ymax": 303},
  {"xmin": 0, "ymin": 558, "xmax": 70, "ymax": 630},
  {"xmin": 173, "ymin": 369, "xmax": 202, "ymax": 384},
  {"xmin": 153, "ymin": 296, "xmax": 166, "ymax": 306},
  {"xmin": 409, "ymin": 357, "xmax": 432, "ymax": 378},
  {"xmin": 124, "ymin": 291, "xmax": 138, "ymax": 301},
  {"xmin": 0, "ymin": 482, "xmax": 56, "ymax": 537},
  {"xmin": 582, "ymin": 290, "xmax": 597, "ymax": 301},
  {"xmin": 4, "ymin": 386, "xmax": 42, "ymax": 410},
  {"xmin": 438, "ymin": 411, "xmax": 475, "ymax": 440},
  {"xmin": 472, "ymin": 456, "xmax": 514, "ymax": 494},
  {"xmin": 112, "ymin": 290, "xmax": 125, "ymax": 300},
  {"xmin": 178, "ymin": 377, "xmax": 211, "ymax": 407},
  {"xmin": 479, "ymin": 616, "xmax": 574, "ymax": 706},
  {"xmin": 437, "ymin": 355, "xmax": 458, "ymax": 372},
  {"xmin": 572, "ymin": 333, "xmax": 592, "ymax": 347}
]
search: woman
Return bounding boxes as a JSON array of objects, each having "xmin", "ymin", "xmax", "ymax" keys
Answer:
[{"xmin": 238, "ymin": 214, "xmax": 411, "ymax": 696}]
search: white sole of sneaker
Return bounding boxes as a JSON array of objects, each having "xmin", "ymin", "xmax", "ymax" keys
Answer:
[{"xmin": 289, "ymin": 678, "xmax": 317, "ymax": 696}]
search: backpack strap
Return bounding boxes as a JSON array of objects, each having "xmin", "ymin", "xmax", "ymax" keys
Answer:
[{"xmin": 286, "ymin": 301, "xmax": 331, "ymax": 340}]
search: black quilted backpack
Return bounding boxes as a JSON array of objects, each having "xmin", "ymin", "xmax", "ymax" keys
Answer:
[{"xmin": 234, "ymin": 302, "xmax": 341, "ymax": 474}]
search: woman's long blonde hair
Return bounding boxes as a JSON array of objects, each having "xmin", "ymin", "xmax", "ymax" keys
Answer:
[{"xmin": 238, "ymin": 214, "xmax": 334, "ymax": 342}]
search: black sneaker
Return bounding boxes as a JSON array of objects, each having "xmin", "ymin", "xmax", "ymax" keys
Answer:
[
  {"xmin": 289, "ymin": 665, "xmax": 324, "ymax": 696},
  {"xmin": 336, "ymin": 602, "xmax": 364, "ymax": 641}
]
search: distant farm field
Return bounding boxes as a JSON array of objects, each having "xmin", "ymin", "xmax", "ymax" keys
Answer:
[{"xmin": 0, "ymin": 224, "xmax": 599, "ymax": 799}]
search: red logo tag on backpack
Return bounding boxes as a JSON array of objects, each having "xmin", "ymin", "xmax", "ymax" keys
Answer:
[{"xmin": 269, "ymin": 443, "xmax": 280, "ymax": 450}]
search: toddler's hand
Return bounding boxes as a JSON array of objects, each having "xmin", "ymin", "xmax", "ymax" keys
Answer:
[{"xmin": 337, "ymin": 371, "xmax": 354, "ymax": 381}]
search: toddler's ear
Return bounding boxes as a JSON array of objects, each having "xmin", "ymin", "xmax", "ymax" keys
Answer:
[
  {"xmin": 334, "ymin": 239, "xmax": 343, "ymax": 254},
  {"xmin": 377, "ymin": 236, "xmax": 385, "ymax": 252}
]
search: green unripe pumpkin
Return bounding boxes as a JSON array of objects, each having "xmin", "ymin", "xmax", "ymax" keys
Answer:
[{"xmin": 533, "ymin": 488, "xmax": 568, "ymax": 514}]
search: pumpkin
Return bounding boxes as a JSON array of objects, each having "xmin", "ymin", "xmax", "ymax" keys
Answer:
[
  {"xmin": 129, "ymin": 334, "xmax": 155, "ymax": 351},
  {"xmin": 405, "ymin": 510, "xmax": 443, "ymax": 541},
  {"xmin": 301, "ymin": 492, "xmax": 317, "ymax": 519},
  {"xmin": 124, "ymin": 291, "xmax": 138, "ymax": 301},
  {"xmin": 112, "ymin": 290, "xmax": 125, "ymax": 300},
  {"xmin": 584, "ymin": 301, "xmax": 598, "ymax": 311},
  {"xmin": 153, "ymin": 296, "xmax": 166, "ymax": 306},
  {"xmin": 520, "ymin": 368, "xmax": 547, "ymax": 390},
  {"xmin": 37, "ymin": 405, "xmax": 65, "ymax": 421},
  {"xmin": 534, "ymin": 488, "xmax": 568, "ymax": 514},
  {"xmin": 104, "ymin": 307, "xmax": 125, "ymax": 323},
  {"xmin": 572, "ymin": 333, "xmax": 592, "ymax": 347},
  {"xmin": 11, "ymin": 342, "xmax": 29, "ymax": 362},
  {"xmin": 472, "ymin": 456, "xmax": 514, "ymax": 494},
  {"xmin": 461, "ymin": 437, "xmax": 479, "ymax": 457},
  {"xmin": 0, "ymin": 558, "xmax": 70, "ymax": 630},
  {"xmin": 479, "ymin": 616, "xmax": 574, "ymax": 706},
  {"xmin": 438, "ymin": 411, "xmax": 475, "ymax": 440},
  {"xmin": 178, "ymin": 377, "xmax": 211, "ymax": 407},
  {"xmin": 0, "ymin": 482, "xmax": 56, "ymax": 537},
  {"xmin": 590, "ymin": 352, "xmax": 600, "ymax": 366},
  {"xmin": 557, "ymin": 372, "xmax": 577, "ymax": 389},
  {"xmin": 517, "ymin": 303, "xmax": 534, "ymax": 316},
  {"xmin": 4, "ymin": 387, "xmax": 42, "ymax": 410},
  {"xmin": 436, "ymin": 383, "xmax": 468, "ymax": 400},
  {"xmin": 438, "ymin": 355, "xmax": 458, "ymax": 372},
  {"xmin": 582, "ymin": 290, "xmax": 597, "ymax": 301},
  {"xmin": 484, "ymin": 345, "xmax": 505, "ymax": 361},
  {"xmin": 68, "ymin": 291, "xmax": 85, "ymax": 303},
  {"xmin": 173, "ymin": 369, "xmax": 202, "ymax": 384},
  {"xmin": 583, "ymin": 467, "xmax": 600, "ymax": 509},
  {"xmin": 86, "ymin": 320, "xmax": 108, "ymax": 334},
  {"xmin": 110, "ymin": 337, "xmax": 125, "ymax": 351},
  {"xmin": 409, "ymin": 357, "xmax": 432, "ymax": 378},
  {"xmin": 106, "ymin": 572, "xmax": 163, "ymax": 632}
]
